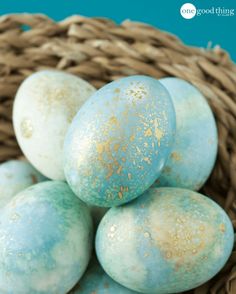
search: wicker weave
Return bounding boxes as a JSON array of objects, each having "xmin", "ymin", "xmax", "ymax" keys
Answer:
[{"xmin": 0, "ymin": 13, "xmax": 235, "ymax": 294}]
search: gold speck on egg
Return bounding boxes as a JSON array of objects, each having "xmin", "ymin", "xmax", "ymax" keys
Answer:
[
  {"xmin": 199, "ymin": 225, "xmax": 205, "ymax": 231},
  {"xmin": 176, "ymin": 217, "xmax": 186, "ymax": 224},
  {"xmin": 20, "ymin": 118, "xmax": 33, "ymax": 139},
  {"xmin": 118, "ymin": 192, "xmax": 123, "ymax": 199},
  {"xmin": 109, "ymin": 116, "xmax": 118, "ymax": 125},
  {"xmin": 154, "ymin": 118, "xmax": 164, "ymax": 147},
  {"xmin": 122, "ymin": 145, "xmax": 128, "ymax": 152},
  {"xmin": 192, "ymin": 249, "xmax": 198, "ymax": 254},
  {"xmin": 117, "ymin": 166, "xmax": 122, "ymax": 174},
  {"xmin": 96, "ymin": 143, "xmax": 104, "ymax": 154},
  {"xmin": 144, "ymin": 128, "xmax": 152, "ymax": 137},
  {"xmin": 143, "ymin": 157, "xmax": 151, "ymax": 164},
  {"xmin": 128, "ymin": 173, "xmax": 132, "ymax": 180},
  {"xmin": 114, "ymin": 143, "xmax": 120, "ymax": 152},
  {"xmin": 219, "ymin": 223, "xmax": 226, "ymax": 233},
  {"xmin": 171, "ymin": 152, "xmax": 181, "ymax": 161},
  {"xmin": 165, "ymin": 251, "xmax": 173, "ymax": 259},
  {"xmin": 126, "ymin": 84, "xmax": 148, "ymax": 100},
  {"xmin": 130, "ymin": 134, "xmax": 135, "ymax": 142}
]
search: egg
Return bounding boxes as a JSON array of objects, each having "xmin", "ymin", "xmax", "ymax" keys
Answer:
[
  {"xmin": 0, "ymin": 160, "xmax": 46, "ymax": 209},
  {"xmin": 13, "ymin": 70, "xmax": 96, "ymax": 180},
  {"xmin": 96, "ymin": 187, "xmax": 234, "ymax": 293},
  {"xmin": 70, "ymin": 259, "xmax": 137, "ymax": 294},
  {"xmin": 154, "ymin": 78, "xmax": 218, "ymax": 190},
  {"xmin": 64, "ymin": 75, "xmax": 176, "ymax": 207},
  {"xmin": 0, "ymin": 181, "xmax": 93, "ymax": 294}
]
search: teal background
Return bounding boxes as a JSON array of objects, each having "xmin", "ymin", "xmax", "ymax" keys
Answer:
[{"xmin": 0, "ymin": 0, "xmax": 235, "ymax": 61}]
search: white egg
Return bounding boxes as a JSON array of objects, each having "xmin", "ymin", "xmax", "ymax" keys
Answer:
[{"xmin": 13, "ymin": 70, "xmax": 96, "ymax": 180}]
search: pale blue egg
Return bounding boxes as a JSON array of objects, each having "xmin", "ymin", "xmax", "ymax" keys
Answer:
[
  {"xmin": 154, "ymin": 78, "xmax": 218, "ymax": 190},
  {"xmin": 0, "ymin": 160, "xmax": 47, "ymax": 209},
  {"xmin": 70, "ymin": 259, "xmax": 137, "ymax": 294},
  {"xmin": 0, "ymin": 181, "xmax": 93, "ymax": 294},
  {"xmin": 64, "ymin": 76, "xmax": 176, "ymax": 207},
  {"xmin": 96, "ymin": 188, "xmax": 234, "ymax": 293}
]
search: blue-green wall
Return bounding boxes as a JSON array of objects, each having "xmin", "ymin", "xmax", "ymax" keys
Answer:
[{"xmin": 0, "ymin": 0, "xmax": 235, "ymax": 61}]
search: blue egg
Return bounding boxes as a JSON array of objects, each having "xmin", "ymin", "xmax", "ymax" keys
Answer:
[
  {"xmin": 64, "ymin": 76, "xmax": 176, "ymax": 207},
  {"xmin": 0, "ymin": 160, "xmax": 47, "ymax": 209},
  {"xmin": 154, "ymin": 78, "xmax": 218, "ymax": 190},
  {"xmin": 96, "ymin": 188, "xmax": 234, "ymax": 293},
  {"xmin": 0, "ymin": 181, "xmax": 93, "ymax": 294},
  {"xmin": 70, "ymin": 259, "xmax": 137, "ymax": 294}
]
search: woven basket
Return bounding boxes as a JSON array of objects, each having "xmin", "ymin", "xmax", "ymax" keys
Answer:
[{"xmin": 0, "ymin": 13, "xmax": 235, "ymax": 294}]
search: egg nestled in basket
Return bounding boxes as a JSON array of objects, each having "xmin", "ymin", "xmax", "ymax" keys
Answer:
[
  {"xmin": 0, "ymin": 181, "xmax": 93, "ymax": 294},
  {"xmin": 63, "ymin": 75, "xmax": 176, "ymax": 207},
  {"xmin": 13, "ymin": 70, "xmax": 96, "ymax": 180},
  {"xmin": 154, "ymin": 78, "xmax": 218, "ymax": 190},
  {"xmin": 96, "ymin": 188, "xmax": 234, "ymax": 293}
]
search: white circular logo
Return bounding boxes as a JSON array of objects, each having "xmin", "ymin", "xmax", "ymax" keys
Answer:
[{"xmin": 180, "ymin": 3, "xmax": 197, "ymax": 19}]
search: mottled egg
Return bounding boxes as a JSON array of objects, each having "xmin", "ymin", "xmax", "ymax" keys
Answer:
[
  {"xmin": 0, "ymin": 181, "xmax": 93, "ymax": 294},
  {"xmin": 13, "ymin": 70, "xmax": 96, "ymax": 180},
  {"xmin": 96, "ymin": 188, "xmax": 234, "ymax": 293},
  {"xmin": 154, "ymin": 77, "xmax": 218, "ymax": 190},
  {"xmin": 64, "ymin": 75, "xmax": 176, "ymax": 207},
  {"xmin": 70, "ymin": 259, "xmax": 137, "ymax": 294},
  {"xmin": 0, "ymin": 160, "xmax": 46, "ymax": 209}
]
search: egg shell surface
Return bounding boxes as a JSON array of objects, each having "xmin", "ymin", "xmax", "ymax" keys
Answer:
[
  {"xmin": 70, "ymin": 259, "xmax": 138, "ymax": 294},
  {"xmin": 154, "ymin": 78, "xmax": 218, "ymax": 190},
  {"xmin": 96, "ymin": 187, "xmax": 234, "ymax": 293},
  {"xmin": 64, "ymin": 75, "xmax": 176, "ymax": 207},
  {"xmin": 0, "ymin": 181, "xmax": 93, "ymax": 294},
  {"xmin": 13, "ymin": 70, "xmax": 96, "ymax": 180},
  {"xmin": 0, "ymin": 160, "xmax": 46, "ymax": 209}
]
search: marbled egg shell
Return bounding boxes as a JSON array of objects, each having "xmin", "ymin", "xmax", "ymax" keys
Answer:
[
  {"xmin": 0, "ymin": 181, "xmax": 93, "ymax": 294},
  {"xmin": 70, "ymin": 259, "xmax": 137, "ymax": 294},
  {"xmin": 96, "ymin": 188, "xmax": 234, "ymax": 293},
  {"xmin": 13, "ymin": 70, "xmax": 96, "ymax": 180},
  {"xmin": 0, "ymin": 160, "xmax": 46, "ymax": 209},
  {"xmin": 64, "ymin": 75, "xmax": 176, "ymax": 207},
  {"xmin": 154, "ymin": 78, "xmax": 218, "ymax": 190}
]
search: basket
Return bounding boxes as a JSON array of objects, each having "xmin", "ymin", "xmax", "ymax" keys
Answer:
[{"xmin": 0, "ymin": 13, "xmax": 235, "ymax": 294}]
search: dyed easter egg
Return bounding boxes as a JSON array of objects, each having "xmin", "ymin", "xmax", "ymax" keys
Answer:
[
  {"xmin": 0, "ymin": 160, "xmax": 46, "ymax": 209},
  {"xmin": 0, "ymin": 181, "xmax": 93, "ymax": 294},
  {"xmin": 154, "ymin": 77, "xmax": 218, "ymax": 190},
  {"xmin": 70, "ymin": 259, "xmax": 137, "ymax": 294},
  {"xmin": 64, "ymin": 75, "xmax": 176, "ymax": 207},
  {"xmin": 13, "ymin": 70, "xmax": 95, "ymax": 180},
  {"xmin": 96, "ymin": 188, "xmax": 234, "ymax": 293}
]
